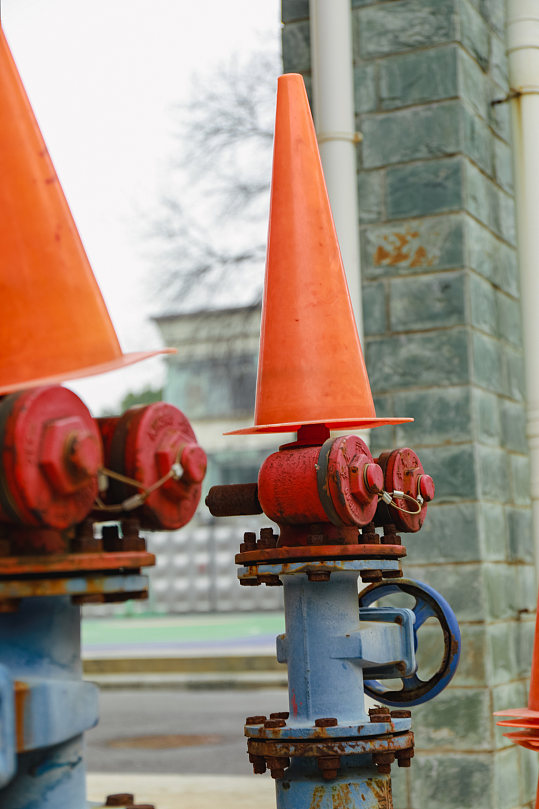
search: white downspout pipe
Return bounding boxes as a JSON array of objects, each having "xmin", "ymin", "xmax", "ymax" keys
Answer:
[
  {"xmin": 507, "ymin": 0, "xmax": 539, "ymax": 573},
  {"xmin": 309, "ymin": 0, "xmax": 363, "ymax": 339}
]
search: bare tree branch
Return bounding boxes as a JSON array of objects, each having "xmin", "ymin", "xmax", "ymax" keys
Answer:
[{"xmin": 147, "ymin": 43, "xmax": 280, "ymax": 308}]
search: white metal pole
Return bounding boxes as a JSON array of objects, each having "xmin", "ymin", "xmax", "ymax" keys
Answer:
[
  {"xmin": 507, "ymin": 0, "xmax": 539, "ymax": 572},
  {"xmin": 309, "ymin": 0, "xmax": 363, "ymax": 339}
]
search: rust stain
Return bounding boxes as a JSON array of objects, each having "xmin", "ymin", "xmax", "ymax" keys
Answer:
[
  {"xmin": 331, "ymin": 783, "xmax": 351, "ymax": 808},
  {"xmin": 14, "ymin": 681, "xmax": 30, "ymax": 752},
  {"xmin": 373, "ymin": 229, "xmax": 436, "ymax": 269},
  {"xmin": 309, "ymin": 786, "xmax": 325, "ymax": 809},
  {"xmin": 409, "ymin": 246, "xmax": 428, "ymax": 267},
  {"xmin": 370, "ymin": 776, "xmax": 393, "ymax": 809},
  {"xmin": 374, "ymin": 245, "xmax": 391, "ymax": 264},
  {"xmin": 292, "ymin": 691, "xmax": 298, "ymax": 718}
]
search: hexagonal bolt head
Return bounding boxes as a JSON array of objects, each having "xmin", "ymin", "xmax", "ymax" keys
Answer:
[
  {"xmin": 264, "ymin": 718, "xmax": 286, "ymax": 728},
  {"xmin": 39, "ymin": 417, "xmax": 101, "ymax": 495},
  {"xmin": 105, "ymin": 795, "xmax": 135, "ymax": 807},
  {"xmin": 369, "ymin": 706, "xmax": 391, "ymax": 722},
  {"xmin": 349, "ymin": 462, "xmax": 383, "ymax": 502},
  {"xmin": 267, "ymin": 756, "xmax": 289, "ymax": 779},
  {"xmin": 318, "ymin": 756, "xmax": 341, "ymax": 780},
  {"xmin": 245, "ymin": 716, "xmax": 267, "ymax": 725},
  {"xmin": 314, "ymin": 717, "xmax": 338, "ymax": 727},
  {"xmin": 248, "ymin": 754, "xmax": 267, "ymax": 774},
  {"xmin": 258, "ymin": 574, "xmax": 283, "ymax": 587},
  {"xmin": 372, "ymin": 752, "xmax": 395, "ymax": 774},
  {"xmin": 307, "ymin": 570, "xmax": 331, "ymax": 582},
  {"xmin": 360, "ymin": 569, "xmax": 383, "ymax": 583},
  {"xmin": 396, "ymin": 748, "xmax": 415, "ymax": 768}
]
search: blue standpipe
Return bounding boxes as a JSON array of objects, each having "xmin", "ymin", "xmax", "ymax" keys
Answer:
[
  {"xmin": 0, "ymin": 597, "xmax": 98, "ymax": 809},
  {"xmin": 239, "ymin": 561, "xmax": 461, "ymax": 809}
]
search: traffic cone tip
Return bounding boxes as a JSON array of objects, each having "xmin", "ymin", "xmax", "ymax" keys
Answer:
[{"xmin": 229, "ymin": 72, "xmax": 410, "ymax": 435}]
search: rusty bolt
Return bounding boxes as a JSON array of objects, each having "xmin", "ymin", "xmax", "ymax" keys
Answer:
[
  {"xmin": 361, "ymin": 523, "xmax": 380, "ymax": 544},
  {"xmin": 264, "ymin": 718, "xmax": 286, "ymax": 728},
  {"xmin": 369, "ymin": 706, "xmax": 391, "ymax": 722},
  {"xmin": 258, "ymin": 574, "xmax": 283, "ymax": 587},
  {"xmin": 258, "ymin": 527, "xmax": 278, "ymax": 549},
  {"xmin": 419, "ymin": 475, "xmax": 435, "ymax": 503},
  {"xmin": 72, "ymin": 594, "xmax": 106, "ymax": 605},
  {"xmin": 372, "ymin": 752, "xmax": 395, "ymax": 774},
  {"xmin": 360, "ymin": 569, "xmax": 383, "ymax": 583},
  {"xmin": 382, "ymin": 523, "xmax": 402, "ymax": 546},
  {"xmin": 391, "ymin": 710, "xmax": 411, "ymax": 719},
  {"xmin": 396, "ymin": 748, "xmax": 415, "ymax": 768},
  {"xmin": 72, "ymin": 520, "xmax": 103, "ymax": 553},
  {"xmin": 248, "ymin": 753, "xmax": 267, "ymax": 774},
  {"xmin": 317, "ymin": 756, "xmax": 341, "ymax": 780},
  {"xmin": 102, "ymin": 524, "xmax": 123, "ymax": 552},
  {"xmin": 125, "ymin": 805, "xmax": 155, "ymax": 809},
  {"xmin": 266, "ymin": 755, "xmax": 289, "ymax": 779},
  {"xmin": 245, "ymin": 716, "xmax": 267, "ymax": 725},
  {"xmin": 314, "ymin": 717, "xmax": 338, "ymax": 727},
  {"xmin": 121, "ymin": 519, "xmax": 147, "ymax": 552},
  {"xmin": 307, "ymin": 571, "xmax": 331, "ymax": 582},
  {"xmin": 270, "ymin": 712, "xmax": 289, "ymax": 720},
  {"xmin": 240, "ymin": 578, "xmax": 260, "ymax": 586},
  {"xmin": 39, "ymin": 417, "xmax": 101, "ymax": 495},
  {"xmin": 382, "ymin": 567, "xmax": 403, "ymax": 579},
  {"xmin": 105, "ymin": 796, "xmax": 135, "ymax": 807},
  {"xmin": 240, "ymin": 531, "xmax": 257, "ymax": 552}
]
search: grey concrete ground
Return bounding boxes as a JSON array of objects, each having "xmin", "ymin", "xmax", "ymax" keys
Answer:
[
  {"xmin": 86, "ymin": 687, "xmax": 288, "ymax": 776},
  {"xmin": 87, "ymin": 773, "xmax": 276, "ymax": 809}
]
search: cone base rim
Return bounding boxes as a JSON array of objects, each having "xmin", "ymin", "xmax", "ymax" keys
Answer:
[
  {"xmin": 225, "ymin": 416, "xmax": 413, "ymax": 435},
  {"xmin": 494, "ymin": 707, "xmax": 539, "ymax": 717},
  {"xmin": 0, "ymin": 348, "xmax": 176, "ymax": 396}
]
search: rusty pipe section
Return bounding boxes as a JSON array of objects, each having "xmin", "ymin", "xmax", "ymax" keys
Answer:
[{"xmin": 206, "ymin": 483, "xmax": 262, "ymax": 517}]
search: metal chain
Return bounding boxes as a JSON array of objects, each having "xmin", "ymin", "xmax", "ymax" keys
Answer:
[
  {"xmin": 379, "ymin": 489, "xmax": 422, "ymax": 516},
  {"xmin": 94, "ymin": 455, "xmax": 183, "ymax": 513}
]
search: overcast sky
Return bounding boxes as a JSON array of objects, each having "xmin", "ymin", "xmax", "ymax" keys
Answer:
[{"xmin": 2, "ymin": 0, "xmax": 281, "ymax": 413}]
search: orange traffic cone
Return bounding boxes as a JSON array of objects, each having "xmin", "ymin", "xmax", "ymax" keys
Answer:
[
  {"xmin": 0, "ymin": 26, "xmax": 172, "ymax": 395},
  {"xmin": 495, "ymin": 587, "xmax": 539, "ymax": 805},
  {"xmin": 229, "ymin": 74, "xmax": 411, "ymax": 435}
]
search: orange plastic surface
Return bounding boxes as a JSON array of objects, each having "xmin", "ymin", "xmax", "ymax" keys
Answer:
[
  {"xmin": 227, "ymin": 74, "xmax": 411, "ymax": 435},
  {"xmin": 0, "ymin": 26, "xmax": 171, "ymax": 394}
]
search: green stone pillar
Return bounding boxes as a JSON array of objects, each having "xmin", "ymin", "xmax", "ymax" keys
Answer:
[{"xmin": 281, "ymin": 1, "xmax": 536, "ymax": 806}]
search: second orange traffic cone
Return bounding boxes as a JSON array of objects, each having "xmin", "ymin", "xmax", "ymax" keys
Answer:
[
  {"xmin": 229, "ymin": 74, "xmax": 411, "ymax": 435},
  {"xmin": 0, "ymin": 25, "xmax": 171, "ymax": 396}
]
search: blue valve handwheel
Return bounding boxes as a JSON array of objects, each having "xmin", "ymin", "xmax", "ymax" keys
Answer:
[{"xmin": 358, "ymin": 578, "xmax": 461, "ymax": 707}]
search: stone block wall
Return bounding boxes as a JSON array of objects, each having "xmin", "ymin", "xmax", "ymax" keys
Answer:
[{"xmin": 282, "ymin": 1, "xmax": 536, "ymax": 807}]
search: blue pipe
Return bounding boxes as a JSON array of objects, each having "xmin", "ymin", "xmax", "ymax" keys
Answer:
[{"xmin": 0, "ymin": 597, "xmax": 98, "ymax": 809}]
